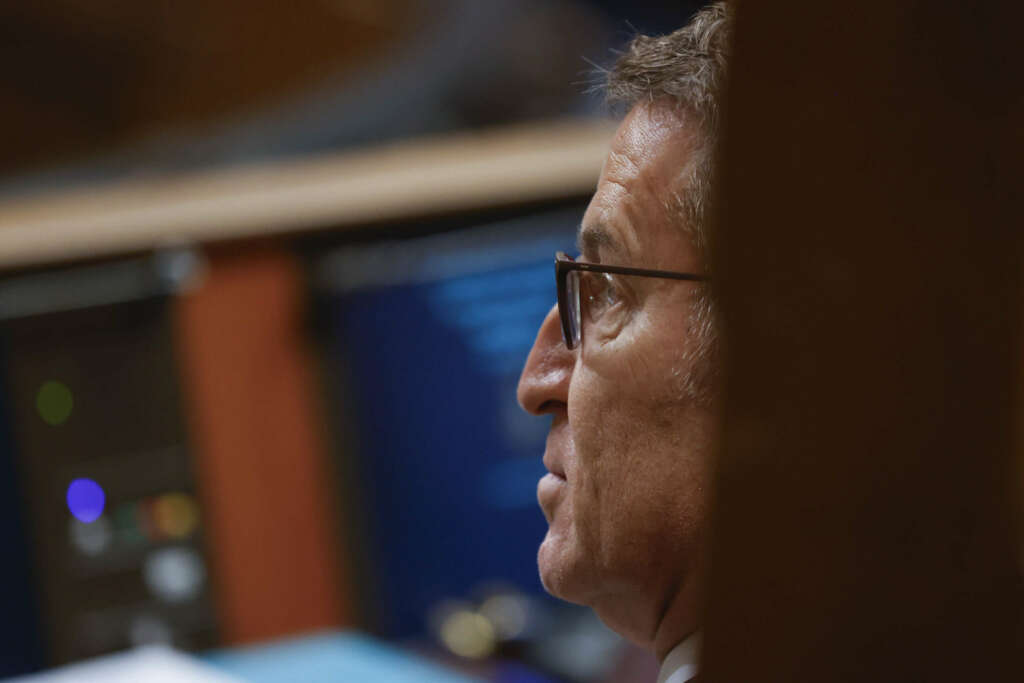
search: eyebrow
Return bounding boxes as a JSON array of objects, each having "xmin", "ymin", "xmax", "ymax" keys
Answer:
[{"xmin": 576, "ymin": 223, "xmax": 624, "ymax": 261}]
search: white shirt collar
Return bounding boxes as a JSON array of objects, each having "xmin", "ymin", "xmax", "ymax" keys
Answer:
[{"xmin": 656, "ymin": 632, "xmax": 701, "ymax": 683}]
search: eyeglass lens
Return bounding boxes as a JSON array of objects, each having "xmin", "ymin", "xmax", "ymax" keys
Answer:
[{"xmin": 566, "ymin": 269, "xmax": 581, "ymax": 348}]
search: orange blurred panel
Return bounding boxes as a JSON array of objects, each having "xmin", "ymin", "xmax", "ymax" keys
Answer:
[{"xmin": 174, "ymin": 244, "xmax": 352, "ymax": 644}]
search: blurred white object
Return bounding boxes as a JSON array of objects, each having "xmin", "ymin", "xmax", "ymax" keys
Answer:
[
  {"xmin": 143, "ymin": 547, "xmax": 206, "ymax": 603},
  {"xmin": 2, "ymin": 646, "xmax": 243, "ymax": 683}
]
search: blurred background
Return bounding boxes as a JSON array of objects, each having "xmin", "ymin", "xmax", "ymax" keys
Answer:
[{"xmin": 0, "ymin": 2, "xmax": 707, "ymax": 681}]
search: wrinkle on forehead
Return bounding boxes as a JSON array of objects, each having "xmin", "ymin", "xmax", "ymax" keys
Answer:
[{"xmin": 583, "ymin": 101, "xmax": 700, "ymax": 270}]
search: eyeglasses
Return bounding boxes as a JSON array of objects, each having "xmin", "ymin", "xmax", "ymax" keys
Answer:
[{"xmin": 555, "ymin": 251, "xmax": 708, "ymax": 350}]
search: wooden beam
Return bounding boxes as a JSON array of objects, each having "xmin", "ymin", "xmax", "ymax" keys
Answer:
[{"xmin": 0, "ymin": 118, "xmax": 613, "ymax": 269}]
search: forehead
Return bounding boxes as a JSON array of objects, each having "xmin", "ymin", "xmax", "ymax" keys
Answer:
[{"xmin": 580, "ymin": 101, "xmax": 701, "ymax": 270}]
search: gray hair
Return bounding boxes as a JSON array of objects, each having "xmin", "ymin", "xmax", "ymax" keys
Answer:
[{"xmin": 605, "ymin": 2, "xmax": 732, "ymax": 404}]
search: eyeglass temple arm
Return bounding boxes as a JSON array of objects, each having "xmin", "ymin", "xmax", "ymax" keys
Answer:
[{"xmin": 560, "ymin": 259, "xmax": 709, "ymax": 282}]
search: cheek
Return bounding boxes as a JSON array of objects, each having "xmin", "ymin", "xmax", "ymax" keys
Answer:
[
  {"xmin": 564, "ymin": 367, "xmax": 652, "ymax": 543},
  {"xmin": 565, "ymin": 354, "xmax": 710, "ymax": 542},
  {"xmin": 569, "ymin": 337, "xmax": 682, "ymax": 459}
]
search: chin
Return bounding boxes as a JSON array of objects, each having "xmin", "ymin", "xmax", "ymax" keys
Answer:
[
  {"xmin": 537, "ymin": 528, "xmax": 591, "ymax": 605},
  {"xmin": 538, "ymin": 528, "xmax": 665, "ymax": 649},
  {"xmin": 539, "ymin": 535, "xmax": 655, "ymax": 648}
]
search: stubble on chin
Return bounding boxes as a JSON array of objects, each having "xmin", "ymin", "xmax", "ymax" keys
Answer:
[{"xmin": 537, "ymin": 520, "xmax": 590, "ymax": 605}]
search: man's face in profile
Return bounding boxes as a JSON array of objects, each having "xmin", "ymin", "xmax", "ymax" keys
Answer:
[{"xmin": 517, "ymin": 100, "xmax": 716, "ymax": 653}]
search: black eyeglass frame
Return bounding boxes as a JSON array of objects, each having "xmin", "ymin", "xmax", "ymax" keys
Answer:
[{"xmin": 554, "ymin": 251, "xmax": 709, "ymax": 350}]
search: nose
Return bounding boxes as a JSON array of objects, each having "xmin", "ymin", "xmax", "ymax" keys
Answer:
[{"xmin": 517, "ymin": 304, "xmax": 573, "ymax": 416}]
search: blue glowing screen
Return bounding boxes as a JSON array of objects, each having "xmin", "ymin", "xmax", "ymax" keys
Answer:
[{"xmin": 320, "ymin": 208, "xmax": 580, "ymax": 638}]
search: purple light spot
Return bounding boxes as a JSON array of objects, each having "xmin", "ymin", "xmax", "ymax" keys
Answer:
[{"xmin": 67, "ymin": 478, "xmax": 105, "ymax": 524}]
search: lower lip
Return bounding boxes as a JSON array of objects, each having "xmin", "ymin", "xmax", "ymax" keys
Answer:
[{"xmin": 537, "ymin": 473, "xmax": 567, "ymax": 512}]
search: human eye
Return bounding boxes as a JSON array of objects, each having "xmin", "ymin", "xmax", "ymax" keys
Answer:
[{"xmin": 582, "ymin": 271, "xmax": 625, "ymax": 323}]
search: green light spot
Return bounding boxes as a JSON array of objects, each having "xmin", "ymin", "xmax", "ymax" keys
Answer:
[{"xmin": 36, "ymin": 380, "xmax": 74, "ymax": 426}]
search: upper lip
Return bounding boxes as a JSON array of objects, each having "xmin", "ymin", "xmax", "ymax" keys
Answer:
[{"xmin": 543, "ymin": 453, "xmax": 566, "ymax": 479}]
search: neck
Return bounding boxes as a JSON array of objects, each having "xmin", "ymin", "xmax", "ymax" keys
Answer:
[{"xmin": 652, "ymin": 577, "xmax": 701, "ymax": 661}]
